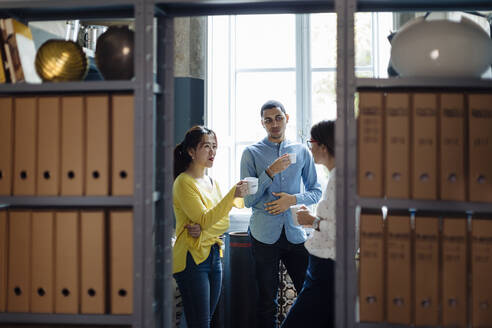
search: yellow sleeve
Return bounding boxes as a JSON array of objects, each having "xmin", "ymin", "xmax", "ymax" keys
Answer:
[
  {"xmin": 199, "ymin": 217, "xmax": 230, "ymax": 242},
  {"xmin": 174, "ymin": 177, "xmax": 237, "ymax": 230}
]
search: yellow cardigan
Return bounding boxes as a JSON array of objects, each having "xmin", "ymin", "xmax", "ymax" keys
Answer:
[{"xmin": 172, "ymin": 172, "xmax": 243, "ymax": 274}]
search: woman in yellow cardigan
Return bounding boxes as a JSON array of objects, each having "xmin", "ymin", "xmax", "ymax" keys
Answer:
[{"xmin": 173, "ymin": 125, "xmax": 248, "ymax": 328}]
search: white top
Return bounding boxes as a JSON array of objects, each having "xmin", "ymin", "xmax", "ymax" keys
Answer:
[{"xmin": 304, "ymin": 168, "xmax": 336, "ymax": 260}]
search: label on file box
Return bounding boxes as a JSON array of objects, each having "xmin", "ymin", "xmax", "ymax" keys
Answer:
[
  {"xmin": 412, "ymin": 93, "xmax": 437, "ymax": 199},
  {"xmin": 414, "ymin": 217, "xmax": 439, "ymax": 326},
  {"xmin": 85, "ymin": 95, "xmax": 109, "ymax": 195},
  {"xmin": 0, "ymin": 210, "xmax": 7, "ymax": 312},
  {"xmin": 110, "ymin": 210, "xmax": 133, "ymax": 314},
  {"xmin": 7, "ymin": 210, "xmax": 31, "ymax": 312},
  {"xmin": 440, "ymin": 93, "xmax": 466, "ymax": 201},
  {"xmin": 385, "ymin": 93, "xmax": 410, "ymax": 199},
  {"xmin": 61, "ymin": 96, "xmax": 84, "ymax": 195},
  {"xmin": 468, "ymin": 94, "xmax": 492, "ymax": 202},
  {"xmin": 55, "ymin": 211, "xmax": 79, "ymax": 313},
  {"xmin": 13, "ymin": 97, "xmax": 37, "ymax": 195},
  {"xmin": 442, "ymin": 218, "xmax": 467, "ymax": 327},
  {"xmin": 386, "ymin": 215, "xmax": 411, "ymax": 324},
  {"xmin": 81, "ymin": 211, "xmax": 106, "ymax": 314},
  {"xmin": 0, "ymin": 97, "xmax": 13, "ymax": 195},
  {"xmin": 111, "ymin": 94, "xmax": 134, "ymax": 195},
  {"xmin": 357, "ymin": 92, "xmax": 384, "ymax": 197},
  {"xmin": 31, "ymin": 211, "xmax": 54, "ymax": 313},
  {"xmin": 359, "ymin": 213, "xmax": 385, "ymax": 322},
  {"xmin": 471, "ymin": 219, "xmax": 492, "ymax": 326},
  {"xmin": 36, "ymin": 97, "xmax": 60, "ymax": 196}
]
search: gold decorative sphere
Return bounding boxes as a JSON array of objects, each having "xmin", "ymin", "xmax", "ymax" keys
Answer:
[{"xmin": 35, "ymin": 39, "xmax": 89, "ymax": 82}]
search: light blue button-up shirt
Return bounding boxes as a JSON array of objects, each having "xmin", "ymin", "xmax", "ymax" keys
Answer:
[{"xmin": 240, "ymin": 137, "xmax": 322, "ymax": 244}]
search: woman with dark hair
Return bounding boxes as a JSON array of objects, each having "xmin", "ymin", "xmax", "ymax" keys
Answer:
[
  {"xmin": 281, "ymin": 120, "xmax": 336, "ymax": 328},
  {"xmin": 173, "ymin": 125, "xmax": 248, "ymax": 328}
]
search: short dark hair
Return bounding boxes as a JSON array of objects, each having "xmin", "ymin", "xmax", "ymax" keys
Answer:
[
  {"xmin": 260, "ymin": 100, "xmax": 286, "ymax": 117},
  {"xmin": 310, "ymin": 120, "xmax": 335, "ymax": 157}
]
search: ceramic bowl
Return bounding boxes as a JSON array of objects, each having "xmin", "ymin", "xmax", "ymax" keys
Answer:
[{"xmin": 391, "ymin": 17, "xmax": 492, "ymax": 78}]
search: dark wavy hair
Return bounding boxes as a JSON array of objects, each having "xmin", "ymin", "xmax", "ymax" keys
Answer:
[
  {"xmin": 173, "ymin": 125, "xmax": 217, "ymax": 179},
  {"xmin": 310, "ymin": 120, "xmax": 335, "ymax": 157}
]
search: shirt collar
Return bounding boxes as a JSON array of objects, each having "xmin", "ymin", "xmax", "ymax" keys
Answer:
[{"xmin": 262, "ymin": 136, "xmax": 289, "ymax": 148}]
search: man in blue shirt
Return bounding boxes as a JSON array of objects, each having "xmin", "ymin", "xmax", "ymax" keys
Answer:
[{"xmin": 240, "ymin": 100, "xmax": 322, "ymax": 328}]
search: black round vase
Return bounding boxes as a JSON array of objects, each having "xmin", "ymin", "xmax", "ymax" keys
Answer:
[{"xmin": 95, "ymin": 26, "xmax": 134, "ymax": 80}]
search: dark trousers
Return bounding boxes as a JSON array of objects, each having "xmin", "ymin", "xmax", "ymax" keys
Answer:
[
  {"xmin": 174, "ymin": 245, "xmax": 222, "ymax": 328},
  {"xmin": 280, "ymin": 255, "xmax": 335, "ymax": 328},
  {"xmin": 250, "ymin": 229, "xmax": 309, "ymax": 328}
]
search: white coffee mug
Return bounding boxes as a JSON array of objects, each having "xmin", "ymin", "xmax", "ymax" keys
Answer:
[
  {"xmin": 290, "ymin": 205, "xmax": 302, "ymax": 226},
  {"xmin": 244, "ymin": 177, "xmax": 259, "ymax": 195},
  {"xmin": 288, "ymin": 153, "xmax": 296, "ymax": 164}
]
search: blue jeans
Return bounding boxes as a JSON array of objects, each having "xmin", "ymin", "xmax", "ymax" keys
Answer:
[
  {"xmin": 250, "ymin": 229, "xmax": 309, "ymax": 328},
  {"xmin": 174, "ymin": 244, "xmax": 222, "ymax": 328},
  {"xmin": 280, "ymin": 255, "xmax": 335, "ymax": 328}
]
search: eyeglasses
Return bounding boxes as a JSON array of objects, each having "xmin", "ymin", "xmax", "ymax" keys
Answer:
[{"xmin": 306, "ymin": 139, "xmax": 318, "ymax": 149}]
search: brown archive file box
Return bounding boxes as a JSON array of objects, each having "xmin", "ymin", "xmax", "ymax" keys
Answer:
[
  {"xmin": 442, "ymin": 218, "xmax": 467, "ymax": 327},
  {"xmin": 468, "ymin": 94, "xmax": 492, "ymax": 202},
  {"xmin": 55, "ymin": 211, "xmax": 79, "ymax": 313},
  {"xmin": 81, "ymin": 211, "xmax": 106, "ymax": 314},
  {"xmin": 13, "ymin": 97, "xmax": 37, "ymax": 195},
  {"xmin": 61, "ymin": 96, "xmax": 84, "ymax": 195},
  {"xmin": 359, "ymin": 213, "xmax": 385, "ymax": 322},
  {"xmin": 385, "ymin": 93, "xmax": 410, "ymax": 199},
  {"xmin": 31, "ymin": 211, "xmax": 54, "ymax": 313},
  {"xmin": 111, "ymin": 94, "xmax": 134, "ymax": 195},
  {"xmin": 357, "ymin": 92, "xmax": 384, "ymax": 197},
  {"xmin": 0, "ymin": 210, "xmax": 7, "ymax": 312},
  {"xmin": 110, "ymin": 210, "xmax": 133, "ymax": 314},
  {"xmin": 412, "ymin": 93, "xmax": 437, "ymax": 200},
  {"xmin": 471, "ymin": 219, "xmax": 492, "ymax": 327},
  {"xmin": 7, "ymin": 210, "xmax": 31, "ymax": 312},
  {"xmin": 0, "ymin": 97, "xmax": 13, "ymax": 195},
  {"xmin": 36, "ymin": 97, "xmax": 60, "ymax": 196},
  {"xmin": 386, "ymin": 215, "xmax": 412, "ymax": 324},
  {"xmin": 85, "ymin": 95, "xmax": 109, "ymax": 195},
  {"xmin": 440, "ymin": 93, "xmax": 466, "ymax": 201},
  {"xmin": 414, "ymin": 217, "xmax": 439, "ymax": 326}
]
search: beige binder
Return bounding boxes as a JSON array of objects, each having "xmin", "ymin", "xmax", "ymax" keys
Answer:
[
  {"xmin": 357, "ymin": 92, "xmax": 384, "ymax": 197},
  {"xmin": 386, "ymin": 215, "xmax": 412, "ymax": 324},
  {"xmin": 61, "ymin": 96, "xmax": 84, "ymax": 195},
  {"xmin": 0, "ymin": 210, "xmax": 7, "ymax": 312},
  {"xmin": 111, "ymin": 94, "xmax": 134, "ymax": 195},
  {"xmin": 85, "ymin": 95, "xmax": 109, "ymax": 195},
  {"xmin": 36, "ymin": 97, "xmax": 60, "ymax": 196},
  {"xmin": 13, "ymin": 97, "xmax": 37, "ymax": 195},
  {"xmin": 439, "ymin": 93, "xmax": 466, "ymax": 201},
  {"xmin": 81, "ymin": 211, "xmax": 106, "ymax": 314},
  {"xmin": 468, "ymin": 94, "xmax": 492, "ymax": 202},
  {"xmin": 471, "ymin": 219, "xmax": 492, "ymax": 327},
  {"xmin": 7, "ymin": 210, "xmax": 31, "ymax": 312},
  {"xmin": 31, "ymin": 211, "xmax": 54, "ymax": 313},
  {"xmin": 411, "ymin": 93, "xmax": 437, "ymax": 200},
  {"xmin": 110, "ymin": 210, "xmax": 133, "ymax": 314},
  {"xmin": 0, "ymin": 97, "xmax": 13, "ymax": 195},
  {"xmin": 414, "ymin": 217, "xmax": 439, "ymax": 326},
  {"xmin": 442, "ymin": 218, "xmax": 468, "ymax": 327},
  {"xmin": 359, "ymin": 213, "xmax": 385, "ymax": 322},
  {"xmin": 55, "ymin": 211, "xmax": 79, "ymax": 313},
  {"xmin": 385, "ymin": 93, "xmax": 410, "ymax": 199}
]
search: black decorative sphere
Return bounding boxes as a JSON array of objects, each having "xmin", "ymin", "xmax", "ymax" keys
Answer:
[{"xmin": 95, "ymin": 26, "xmax": 134, "ymax": 80}]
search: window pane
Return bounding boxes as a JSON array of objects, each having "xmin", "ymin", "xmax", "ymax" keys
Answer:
[
  {"xmin": 310, "ymin": 13, "xmax": 337, "ymax": 68},
  {"xmin": 235, "ymin": 71, "xmax": 297, "ymax": 142},
  {"xmin": 236, "ymin": 14, "xmax": 296, "ymax": 69},
  {"xmin": 311, "ymin": 71, "xmax": 337, "ymax": 124},
  {"xmin": 355, "ymin": 13, "xmax": 373, "ymax": 68}
]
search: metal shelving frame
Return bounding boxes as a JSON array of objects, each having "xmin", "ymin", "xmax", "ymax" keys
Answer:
[
  {"xmin": 0, "ymin": 0, "xmax": 156, "ymax": 327},
  {"xmin": 344, "ymin": 1, "xmax": 492, "ymax": 328}
]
